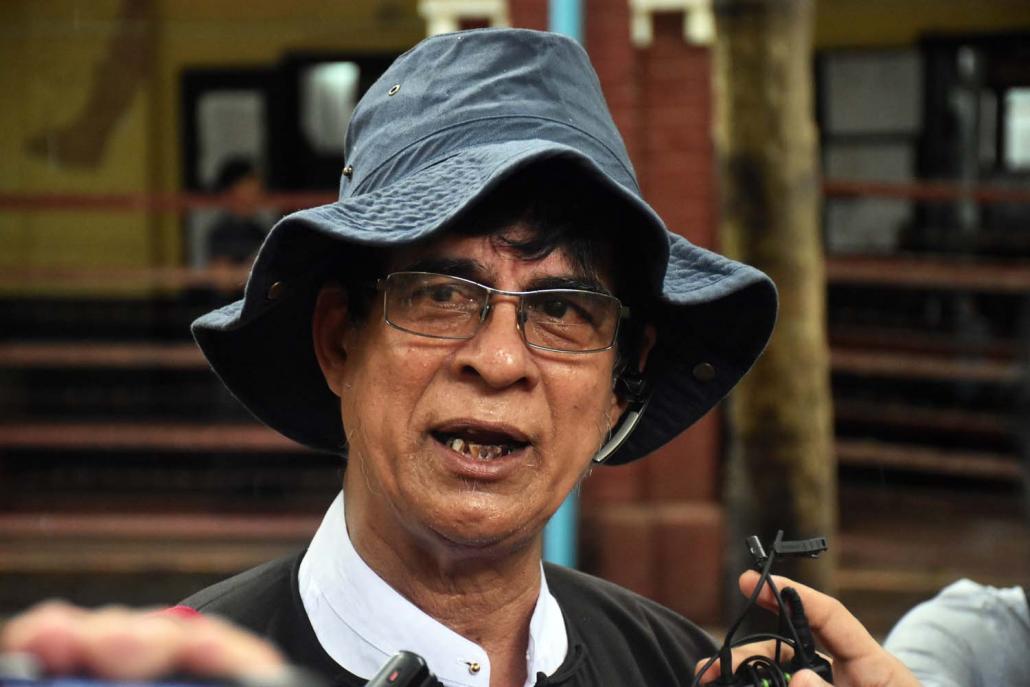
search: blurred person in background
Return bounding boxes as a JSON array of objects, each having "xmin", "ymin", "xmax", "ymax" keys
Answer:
[
  {"xmin": 207, "ymin": 157, "xmax": 268, "ymax": 267},
  {"xmin": 206, "ymin": 157, "xmax": 271, "ymax": 293},
  {"xmin": 884, "ymin": 579, "xmax": 1030, "ymax": 686}
]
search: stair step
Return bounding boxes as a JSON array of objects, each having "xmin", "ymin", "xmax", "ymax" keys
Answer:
[
  {"xmin": 834, "ymin": 400, "xmax": 1012, "ymax": 436},
  {"xmin": 836, "ymin": 439, "xmax": 1022, "ymax": 481},
  {"xmin": 0, "ymin": 512, "xmax": 320, "ymax": 574},
  {"xmin": 0, "ymin": 342, "xmax": 205, "ymax": 368},
  {"xmin": 832, "ymin": 348, "xmax": 1022, "ymax": 383},
  {"xmin": 0, "ymin": 422, "xmax": 303, "ymax": 452},
  {"xmin": 827, "ymin": 255, "xmax": 1030, "ymax": 293}
]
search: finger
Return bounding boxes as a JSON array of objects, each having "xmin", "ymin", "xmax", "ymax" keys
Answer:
[
  {"xmin": 1, "ymin": 604, "xmax": 284, "ymax": 681},
  {"xmin": 175, "ymin": 615, "xmax": 284, "ymax": 679},
  {"xmin": 0, "ymin": 600, "xmax": 90, "ymax": 674},
  {"xmin": 738, "ymin": 571, "xmax": 881, "ymax": 662},
  {"xmin": 78, "ymin": 607, "xmax": 185, "ymax": 680},
  {"xmin": 693, "ymin": 655, "xmax": 722, "ymax": 684},
  {"xmin": 694, "ymin": 641, "xmax": 798, "ymax": 684},
  {"xmin": 788, "ymin": 669, "xmax": 831, "ymax": 686}
]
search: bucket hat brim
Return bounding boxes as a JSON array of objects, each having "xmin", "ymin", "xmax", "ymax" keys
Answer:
[{"xmin": 192, "ymin": 138, "xmax": 776, "ymax": 465}]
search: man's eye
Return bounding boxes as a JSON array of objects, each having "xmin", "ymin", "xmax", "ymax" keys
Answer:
[
  {"xmin": 409, "ymin": 282, "xmax": 477, "ymax": 309},
  {"xmin": 532, "ymin": 296, "xmax": 597, "ymax": 325},
  {"xmin": 428, "ymin": 286, "xmax": 458, "ymax": 302},
  {"xmin": 540, "ymin": 298, "xmax": 571, "ymax": 319}
]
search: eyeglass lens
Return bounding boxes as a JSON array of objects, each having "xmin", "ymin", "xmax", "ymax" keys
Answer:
[{"xmin": 383, "ymin": 272, "xmax": 620, "ymax": 352}]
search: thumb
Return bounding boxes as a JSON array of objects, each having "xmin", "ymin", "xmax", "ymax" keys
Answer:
[{"xmin": 789, "ymin": 669, "xmax": 831, "ymax": 686}]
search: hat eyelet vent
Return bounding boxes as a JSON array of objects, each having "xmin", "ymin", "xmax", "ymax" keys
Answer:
[
  {"xmin": 267, "ymin": 281, "xmax": 286, "ymax": 300},
  {"xmin": 387, "ymin": 84, "xmax": 400, "ymax": 96},
  {"xmin": 692, "ymin": 362, "xmax": 716, "ymax": 383}
]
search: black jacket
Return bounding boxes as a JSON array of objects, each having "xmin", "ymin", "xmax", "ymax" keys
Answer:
[{"xmin": 182, "ymin": 551, "xmax": 716, "ymax": 686}]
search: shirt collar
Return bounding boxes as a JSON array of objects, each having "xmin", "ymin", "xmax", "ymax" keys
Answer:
[{"xmin": 298, "ymin": 492, "xmax": 567, "ymax": 687}]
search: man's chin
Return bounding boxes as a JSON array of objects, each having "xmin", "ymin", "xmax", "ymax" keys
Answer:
[{"xmin": 424, "ymin": 513, "xmax": 540, "ymax": 559}]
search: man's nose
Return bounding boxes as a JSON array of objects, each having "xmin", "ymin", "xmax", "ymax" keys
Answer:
[{"xmin": 451, "ymin": 300, "xmax": 537, "ymax": 389}]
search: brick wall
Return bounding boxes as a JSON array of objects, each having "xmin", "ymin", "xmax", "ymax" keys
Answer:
[
  {"xmin": 508, "ymin": 0, "xmax": 723, "ymax": 625},
  {"xmin": 508, "ymin": 0, "xmax": 548, "ymax": 29}
]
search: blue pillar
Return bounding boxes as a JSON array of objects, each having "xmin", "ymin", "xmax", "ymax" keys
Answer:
[
  {"xmin": 542, "ymin": 0, "xmax": 583, "ymax": 569},
  {"xmin": 543, "ymin": 493, "xmax": 578, "ymax": 567},
  {"xmin": 548, "ymin": 0, "xmax": 583, "ymax": 44}
]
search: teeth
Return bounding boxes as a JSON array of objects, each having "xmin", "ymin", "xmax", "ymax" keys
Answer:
[
  {"xmin": 473, "ymin": 443, "xmax": 507, "ymax": 460},
  {"xmin": 444, "ymin": 436, "xmax": 512, "ymax": 460}
]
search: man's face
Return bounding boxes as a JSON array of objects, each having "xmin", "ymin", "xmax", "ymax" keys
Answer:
[{"xmin": 321, "ymin": 226, "xmax": 626, "ymax": 559}]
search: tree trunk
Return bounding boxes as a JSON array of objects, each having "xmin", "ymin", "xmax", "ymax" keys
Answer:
[{"xmin": 712, "ymin": 0, "xmax": 837, "ymax": 596}]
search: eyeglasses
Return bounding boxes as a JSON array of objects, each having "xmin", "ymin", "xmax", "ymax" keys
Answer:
[{"xmin": 379, "ymin": 271, "xmax": 629, "ymax": 353}]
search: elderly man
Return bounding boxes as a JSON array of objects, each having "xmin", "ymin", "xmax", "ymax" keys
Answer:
[{"xmin": 2, "ymin": 29, "xmax": 920, "ymax": 687}]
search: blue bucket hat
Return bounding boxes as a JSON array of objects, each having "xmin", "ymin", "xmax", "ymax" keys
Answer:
[{"xmin": 191, "ymin": 28, "xmax": 777, "ymax": 466}]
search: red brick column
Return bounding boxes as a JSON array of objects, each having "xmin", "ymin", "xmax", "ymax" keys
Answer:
[
  {"xmin": 508, "ymin": 0, "xmax": 548, "ymax": 30},
  {"xmin": 638, "ymin": 12, "xmax": 716, "ymax": 248}
]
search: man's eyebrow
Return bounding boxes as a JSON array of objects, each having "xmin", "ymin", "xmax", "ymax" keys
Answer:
[
  {"xmin": 397, "ymin": 257, "xmax": 611, "ymax": 295},
  {"xmin": 525, "ymin": 275, "xmax": 611, "ymax": 296},
  {"xmin": 399, "ymin": 257, "xmax": 484, "ymax": 280}
]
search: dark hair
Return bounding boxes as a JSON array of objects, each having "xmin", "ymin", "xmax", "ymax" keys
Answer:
[{"xmin": 213, "ymin": 156, "xmax": 260, "ymax": 193}]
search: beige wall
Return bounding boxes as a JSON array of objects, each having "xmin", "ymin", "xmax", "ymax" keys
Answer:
[
  {"xmin": 815, "ymin": 0, "xmax": 1030, "ymax": 49},
  {"xmin": 0, "ymin": 0, "xmax": 423, "ymax": 293},
  {"xmin": 0, "ymin": 1, "xmax": 152, "ymax": 281}
]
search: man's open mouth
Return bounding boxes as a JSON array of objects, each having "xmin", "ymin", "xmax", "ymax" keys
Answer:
[{"xmin": 431, "ymin": 426, "xmax": 530, "ymax": 461}]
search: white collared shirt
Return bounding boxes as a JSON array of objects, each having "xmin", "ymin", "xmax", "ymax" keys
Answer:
[{"xmin": 298, "ymin": 492, "xmax": 568, "ymax": 687}]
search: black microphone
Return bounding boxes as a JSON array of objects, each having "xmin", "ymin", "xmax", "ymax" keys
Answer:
[{"xmin": 364, "ymin": 652, "xmax": 441, "ymax": 687}]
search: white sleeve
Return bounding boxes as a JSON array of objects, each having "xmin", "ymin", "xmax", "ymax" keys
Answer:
[{"xmin": 883, "ymin": 579, "xmax": 1030, "ymax": 687}]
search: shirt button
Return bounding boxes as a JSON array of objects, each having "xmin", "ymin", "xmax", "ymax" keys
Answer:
[{"xmin": 467, "ymin": 661, "xmax": 481, "ymax": 675}]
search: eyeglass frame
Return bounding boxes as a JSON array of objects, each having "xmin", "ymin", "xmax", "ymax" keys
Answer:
[{"xmin": 376, "ymin": 271, "xmax": 631, "ymax": 354}]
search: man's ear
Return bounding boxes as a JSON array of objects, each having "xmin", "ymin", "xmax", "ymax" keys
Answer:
[
  {"xmin": 312, "ymin": 286, "xmax": 351, "ymax": 398},
  {"xmin": 636, "ymin": 323, "xmax": 657, "ymax": 375},
  {"xmin": 609, "ymin": 323, "xmax": 657, "ymax": 423}
]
